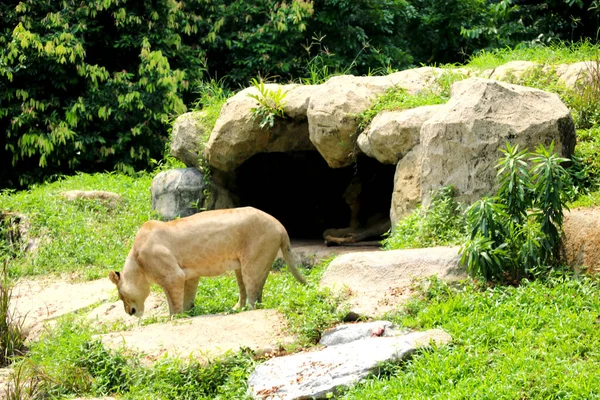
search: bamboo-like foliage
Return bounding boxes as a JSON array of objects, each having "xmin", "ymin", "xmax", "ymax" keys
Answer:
[{"xmin": 460, "ymin": 142, "xmax": 572, "ymax": 282}]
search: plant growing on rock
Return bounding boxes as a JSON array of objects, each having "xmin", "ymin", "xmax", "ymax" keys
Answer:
[
  {"xmin": 460, "ymin": 142, "xmax": 572, "ymax": 282},
  {"xmin": 247, "ymin": 78, "xmax": 288, "ymax": 129}
]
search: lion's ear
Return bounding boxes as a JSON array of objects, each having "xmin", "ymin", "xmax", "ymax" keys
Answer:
[{"xmin": 109, "ymin": 271, "xmax": 121, "ymax": 285}]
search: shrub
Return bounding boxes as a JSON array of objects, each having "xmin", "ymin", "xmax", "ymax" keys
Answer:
[{"xmin": 460, "ymin": 142, "xmax": 572, "ymax": 282}]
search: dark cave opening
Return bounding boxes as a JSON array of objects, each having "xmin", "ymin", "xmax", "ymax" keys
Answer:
[{"xmin": 235, "ymin": 151, "xmax": 396, "ymax": 240}]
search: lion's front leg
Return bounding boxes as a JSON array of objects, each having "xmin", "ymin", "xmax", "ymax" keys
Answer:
[{"xmin": 161, "ymin": 274, "xmax": 186, "ymax": 316}]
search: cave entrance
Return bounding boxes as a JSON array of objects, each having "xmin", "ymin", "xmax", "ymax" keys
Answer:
[{"xmin": 235, "ymin": 151, "xmax": 396, "ymax": 241}]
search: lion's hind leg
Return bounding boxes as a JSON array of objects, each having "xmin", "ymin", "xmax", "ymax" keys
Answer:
[
  {"xmin": 240, "ymin": 248, "xmax": 278, "ymax": 309},
  {"xmin": 233, "ymin": 269, "xmax": 247, "ymax": 310}
]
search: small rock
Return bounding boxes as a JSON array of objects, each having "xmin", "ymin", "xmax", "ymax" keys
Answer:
[
  {"xmin": 319, "ymin": 320, "xmax": 407, "ymax": 347},
  {"xmin": 60, "ymin": 190, "xmax": 122, "ymax": 207}
]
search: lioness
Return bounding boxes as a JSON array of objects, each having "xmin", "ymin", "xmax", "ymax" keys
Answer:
[{"xmin": 109, "ymin": 207, "xmax": 306, "ymax": 317}]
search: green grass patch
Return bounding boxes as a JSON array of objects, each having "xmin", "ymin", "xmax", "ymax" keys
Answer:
[
  {"xmin": 191, "ymin": 78, "xmax": 232, "ymax": 148},
  {"xmin": 20, "ymin": 315, "xmax": 255, "ymax": 399},
  {"xmin": 341, "ymin": 274, "xmax": 600, "ymax": 399},
  {"xmin": 357, "ymin": 68, "xmax": 467, "ymax": 131},
  {"xmin": 466, "ymin": 40, "xmax": 600, "ymax": 70},
  {"xmin": 0, "ymin": 172, "xmax": 155, "ymax": 280}
]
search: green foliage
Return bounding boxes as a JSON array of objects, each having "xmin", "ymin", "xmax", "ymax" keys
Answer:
[
  {"xmin": 460, "ymin": 143, "xmax": 572, "ymax": 281},
  {"xmin": 382, "ymin": 186, "xmax": 467, "ymax": 250},
  {"xmin": 343, "ymin": 274, "xmax": 600, "ymax": 399},
  {"xmin": 0, "ymin": 172, "xmax": 155, "ymax": 279},
  {"xmin": 247, "ymin": 78, "xmax": 288, "ymax": 129},
  {"xmin": 467, "ymin": 1, "xmax": 600, "ymax": 51},
  {"xmin": 0, "ymin": 0, "xmax": 208, "ymax": 187},
  {"xmin": 466, "ymin": 40, "xmax": 600, "ymax": 70}
]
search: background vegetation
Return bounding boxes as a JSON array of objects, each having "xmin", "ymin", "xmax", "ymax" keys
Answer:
[{"xmin": 2, "ymin": 0, "xmax": 600, "ymax": 188}]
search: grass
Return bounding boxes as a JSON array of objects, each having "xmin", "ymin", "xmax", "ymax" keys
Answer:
[
  {"xmin": 341, "ymin": 274, "xmax": 600, "ymax": 399},
  {"xmin": 465, "ymin": 40, "xmax": 600, "ymax": 70},
  {"xmin": 0, "ymin": 172, "xmax": 156, "ymax": 280}
]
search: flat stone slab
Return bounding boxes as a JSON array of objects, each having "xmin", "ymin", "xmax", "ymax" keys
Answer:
[
  {"xmin": 99, "ymin": 309, "xmax": 296, "ymax": 364},
  {"xmin": 248, "ymin": 329, "xmax": 451, "ymax": 399},
  {"xmin": 11, "ymin": 278, "xmax": 115, "ymax": 341},
  {"xmin": 320, "ymin": 246, "xmax": 465, "ymax": 318}
]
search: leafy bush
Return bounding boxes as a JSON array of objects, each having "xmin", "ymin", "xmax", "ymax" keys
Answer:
[
  {"xmin": 382, "ymin": 186, "xmax": 467, "ymax": 250},
  {"xmin": 460, "ymin": 142, "xmax": 572, "ymax": 282}
]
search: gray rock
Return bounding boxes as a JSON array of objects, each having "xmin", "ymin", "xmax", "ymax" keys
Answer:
[
  {"xmin": 151, "ymin": 168, "xmax": 205, "ymax": 220},
  {"xmin": 170, "ymin": 111, "xmax": 209, "ymax": 168},
  {"xmin": 307, "ymin": 75, "xmax": 394, "ymax": 168},
  {"xmin": 248, "ymin": 329, "xmax": 452, "ymax": 399},
  {"xmin": 99, "ymin": 309, "xmax": 295, "ymax": 365},
  {"xmin": 320, "ymin": 247, "xmax": 465, "ymax": 318},
  {"xmin": 319, "ymin": 321, "xmax": 406, "ymax": 347}
]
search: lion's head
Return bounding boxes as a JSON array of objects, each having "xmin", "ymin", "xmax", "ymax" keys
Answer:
[{"xmin": 109, "ymin": 270, "xmax": 149, "ymax": 317}]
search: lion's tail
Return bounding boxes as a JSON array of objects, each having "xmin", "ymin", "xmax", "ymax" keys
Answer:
[{"xmin": 281, "ymin": 234, "xmax": 307, "ymax": 285}]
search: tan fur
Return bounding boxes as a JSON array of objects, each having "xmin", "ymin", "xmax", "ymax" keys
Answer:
[{"xmin": 109, "ymin": 207, "xmax": 306, "ymax": 317}]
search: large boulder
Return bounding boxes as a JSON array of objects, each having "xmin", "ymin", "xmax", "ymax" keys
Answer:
[
  {"xmin": 248, "ymin": 328, "xmax": 452, "ymax": 400},
  {"xmin": 390, "ymin": 144, "xmax": 422, "ymax": 224},
  {"xmin": 320, "ymin": 246, "xmax": 465, "ymax": 318},
  {"xmin": 205, "ymin": 84, "xmax": 315, "ymax": 172},
  {"xmin": 151, "ymin": 168, "xmax": 205, "ymax": 220},
  {"xmin": 357, "ymin": 105, "xmax": 441, "ymax": 164},
  {"xmin": 561, "ymin": 207, "xmax": 600, "ymax": 272},
  {"xmin": 307, "ymin": 75, "xmax": 393, "ymax": 168},
  {"xmin": 419, "ymin": 77, "xmax": 576, "ymax": 206},
  {"xmin": 170, "ymin": 111, "xmax": 210, "ymax": 168}
]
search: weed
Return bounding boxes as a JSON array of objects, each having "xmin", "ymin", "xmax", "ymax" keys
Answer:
[
  {"xmin": 5, "ymin": 358, "xmax": 43, "ymax": 400},
  {"xmin": 0, "ymin": 260, "xmax": 25, "ymax": 368},
  {"xmin": 357, "ymin": 69, "xmax": 466, "ymax": 132},
  {"xmin": 247, "ymin": 78, "xmax": 288, "ymax": 129},
  {"xmin": 382, "ymin": 186, "xmax": 467, "ymax": 250}
]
